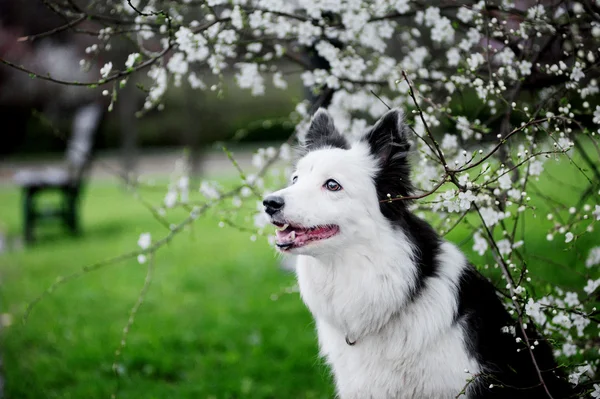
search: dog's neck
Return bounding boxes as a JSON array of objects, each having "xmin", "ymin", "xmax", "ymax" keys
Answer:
[{"xmin": 296, "ymin": 223, "xmax": 421, "ymax": 343}]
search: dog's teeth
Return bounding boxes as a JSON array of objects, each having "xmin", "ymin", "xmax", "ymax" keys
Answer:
[
  {"xmin": 290, "ymin": 231, "xmax": 296, "ymax": 240},
  {"xmin": 277, "ymin": 223, "xmax": 289, "ymax": 231}
]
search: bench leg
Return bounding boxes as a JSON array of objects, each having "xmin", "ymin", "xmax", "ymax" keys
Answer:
[
  {"xmin": 64, "ymin": 188, "xmax": 80, "ymax": 235},
  {"xmin": 23, "ymin": 188, "xmax": 36, "ymax": 243}
]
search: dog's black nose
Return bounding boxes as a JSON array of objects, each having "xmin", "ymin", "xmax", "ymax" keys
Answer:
[{"xmin": 263, "ymin": 195, "xmax": 285, "ymax": 216}]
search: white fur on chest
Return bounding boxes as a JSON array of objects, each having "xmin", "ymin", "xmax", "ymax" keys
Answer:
[{"xmin": 295, "ymin": 240, "xmax": 480, "ymax": 399}]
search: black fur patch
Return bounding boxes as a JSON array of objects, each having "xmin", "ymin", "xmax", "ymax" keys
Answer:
[
  {"xmin": 456, "ymin": 266, "xmax": 576, "ymax": 398},
  {"xmin": 363, "ymin": 109, "xmax": 441, "ymax": 298},
  {"xmin": 302, "ymin": 108, "xmax": 349, "ymax": 152},
  {"xmin": 362, "ymin": 109, "xmax": 416, "ymax": 222}
]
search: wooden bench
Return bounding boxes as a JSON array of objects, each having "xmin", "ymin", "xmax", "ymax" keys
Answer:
[{"xmin": 13, "ymin": 102, "xmax": 104, "ymax": 243}]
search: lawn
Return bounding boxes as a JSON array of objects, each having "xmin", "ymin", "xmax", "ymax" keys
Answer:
[
  {"xmin": 0, "ymin": 152, "xmax": 598, "ymax": 399},
  {"xmin": 0, "ymin": 180, "xmax": 334, "ymax": 399}
]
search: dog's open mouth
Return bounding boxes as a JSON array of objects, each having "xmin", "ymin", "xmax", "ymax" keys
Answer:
[{"xmin": 273, "ymin": 222, "xmax": 339, "ymax": 250}]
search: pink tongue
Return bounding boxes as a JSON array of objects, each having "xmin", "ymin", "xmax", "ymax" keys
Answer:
[{"xmin": 276, "ymin": 226, "xmax": 337, "ymax": 245}]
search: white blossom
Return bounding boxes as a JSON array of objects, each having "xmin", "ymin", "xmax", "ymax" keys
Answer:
[
  {"xmin": 279, "ymin": 143, "xmax": 291, "ymax": 161},
  {"xmin": 496, "ymin": 239, "xmax": 512, "ymax": 256},
  {"xmin": 570, "ymin": 64, "xmax": 585, "ymax": 82},
  {"xmin": 440, "ymin": 189, "xmax": 460, "ymax": 213},
  {"xmin": 430, "ymin": 17, "xmax": 454, "ymax": 44},
  {"xmin": 457, "ymin": 7, "xmax": 473, "ymax": 23},
  {"xmin": 458, "ymin": 190, "xmax": 475, "ymax": 210},
  {"xmin": 137, "ymin": 232, "xmax": 151, "ymax": 249},
  {"xmin": 235, "ymin": 63, "xmax": 265, "ymax": 96},
  {"xmin": 273, "ymin": 72, "xmax": 288, "ymax": 89},
  {"xmin": 460, "ymin": 28, "xmax": 481, "ymax": 52},
  {"xmin": 446, "ymin": 48, "xmax": 461, "ymax": 67},
  {"xmin": 188, "ymin": 72, "xmax": 206, "ymax": 90},
  {"xmin": 565, "ymin": 232, "xmax": 574, "ymax": 243},
  {"xmin": 572, "ymin": 313, "xmax": 590, "ymax": 337},
  {"xmin": 586, "ymin": 247, "xmax": 600, "ymax": 268},
  {"xmin": 100, "ymin": 62, "xmax": 113, "ymax": 78},
  {"xmin": 297, "ymin": 20, "xmax": 322, "ymax": 46},
  {"xmin": 479, "ymin": 207, "xmax": 506, "ymax": 227},
  {"xmin": 467, "ymin": 53, "xmax": 485, "ymax": 70},
  {"xmin": 240, "ymin": 186, "xmax": 252, "ymax": 198},
  {"xmin": 562, "ymin": 342, "xmax": 577, "ymax": 357},
  {"xmin": 167, "ymin": 52, "xmax": 189, "ymax": 76},
  {"xmin": 529, "ymin": 159, "xmax": 544, "ymax": 176},
  {"xmin": 125, "ymin": 53, "xmax": 140, "ymax": 69},
  {"xmin": 145, "ymin": 65, "xmax": 167, "ymax": 108},
  {"xmin": 200, "ymin": 181, "xmax": 220, "ymax": 200},
  {"xmin": 592, "ymin": 384, "xmax": 600, "ymax": 398},
  {"xmin": 557, "ymin": 136, "xmax": 573, "ymax": 151},
  {"xmin": 247, "ymin": 42, "xmax": 262, "ymax": 53},
  {"xmin": 518, "ymin": 60, "xmax": 532, "ymax": 76},
  {"xmin": 563, "ymin": 292, "xmax": 579, "ymax": 307},
  {"xmin": 252, "ymin": 150, "xmax": 266, "ymax": 169},
  {"xmin": 507, "ymin": 188, "xmax": 522, "ymax": 200},
  {"xmin": 525, "ymin": 298, "xmax": 547, "ymax": 325},
  {"xmin": 527, "ymin": 4, "xmax": 546, "ymax": 19},
  {"xmin": 394, "ymin": 0, "xmax": 410, "ymax": 14},
  {"xmin": 254, "ymin": 211, "xmax": 269, "ymax": 229},
  {"xmin": 164, "ymin": 190, "xmax": 177, "ymax": 208},
  {"xmin": 473, "ymin": 231, "xmax": 488, "ymax": 256},
  {"xmin": 497, "ymin": 48, "xmax": 515, "ymax": 65},
  {"xmin": 501, "ymin": 325, "xmax": 516, "ymax": 336},
  {"xmin": 342, "ymin": 9, "xmax": 370, "ymax": 35},
  {"xmin": 441, "ymin": 134, "xmax": 458, "ymax": 151},
  {"xmin": 593, "ymin": 106, "xmax": 600, "ymax": 125},
  {"xmin": 231, "ymin": 6, "xmax": 244, "ymax": 30},
  {"xmin": 498, "ymin": 174, "xmax": 512, "ymax": 190},
  {"xmin": 456, "ymin": 116, "xmax": 474, "ymax": 140},
  {"xmin": 584, "ymin": 279, "xmax": 600, "ymax": 295},
  {"xmin": 176, "ymin": 27, "xmax": 209, "ymax": 62},
  {"xmin": 569, "ymin": 365, "xmax": 591, "ymax": 385}
]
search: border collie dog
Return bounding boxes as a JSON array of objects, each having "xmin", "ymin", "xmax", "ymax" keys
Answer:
[{"xmin": 263, "ymin": 109, "xmax": 574, "ymax": 399}]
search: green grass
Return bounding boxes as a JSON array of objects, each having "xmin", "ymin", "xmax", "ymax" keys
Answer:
[
  {"xmin": 0, "ymin": 182, "xmax": 334, "ymax": 399},
  {"xmin": 0, "ymin": 153, "xmax": 598, "ymax": 399}
]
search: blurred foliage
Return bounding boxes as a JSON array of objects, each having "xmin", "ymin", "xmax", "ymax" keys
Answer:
[{"xmin": 2, "ymin": 74, "xmax": 303, "ymax": 157}]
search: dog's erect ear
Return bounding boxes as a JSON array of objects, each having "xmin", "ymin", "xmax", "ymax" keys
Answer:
[
  {"xmin": 364, "ymin": 108, "xmax": 410, "ymax": 166},
  {"xmin": 301, "ymin": 108, "xmax": 349, "ymax": 151},
  {"xmin": 365, "ymin": 108, "xmax": 414, "ymax": 216}
]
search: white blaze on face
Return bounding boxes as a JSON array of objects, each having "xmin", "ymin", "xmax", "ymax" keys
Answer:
[
  {"xmin": 268, "ymin": 142, "xmax": 381, "ymax": 255},
  {"xmin": 265, "ymin": 107, "xmax": 411, "ymax": 256}
]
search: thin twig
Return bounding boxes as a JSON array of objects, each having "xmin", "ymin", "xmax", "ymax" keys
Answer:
[
  {"xmin": 17, "ymin": 15, "xmax": 86, "ymax": 42},
  {"xmin": 112, "ymin": 253, "xmax": 155, "ymax": 397},
  {"xmin": 474, "ymin": 203, "xmax": 555, "ymax": 399}
]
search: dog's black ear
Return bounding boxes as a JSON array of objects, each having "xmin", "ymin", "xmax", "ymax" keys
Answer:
[
  {"xmin": 364, "ymin": 108, "xmax": 410, "ymax": 167},
  {"xmin": 364, "ymin": 108, "xmax": 414, "ymax": 212},
  {"xmin": 301, "ymin": 108, "xmax": 349, "ymax": 151}
]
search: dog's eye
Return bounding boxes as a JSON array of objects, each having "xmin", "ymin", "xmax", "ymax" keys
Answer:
[
  {"xmin": 324, "ymin": 179, "xmax": 342, "ymax": 192},
  {"xmin": 291, "ymin": 176, "xmax": 298, "ymax": 184}
]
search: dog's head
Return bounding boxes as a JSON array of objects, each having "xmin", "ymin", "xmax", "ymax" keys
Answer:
[{"xmin": 263, "ymin": 108, "xmax": 413, "ymax": 256}]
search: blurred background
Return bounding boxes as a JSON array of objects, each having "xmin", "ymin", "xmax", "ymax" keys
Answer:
[
  {"xmin": 0, "ymin": 0, "xmax": 302, "ymax": 178},
  {"xmin": 1, "ymin": 0, "xmax": 599, "ymax": 398},
  {"xmin": 0, "ymin": 2, "xmax": 330, "ymax": 398}
]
